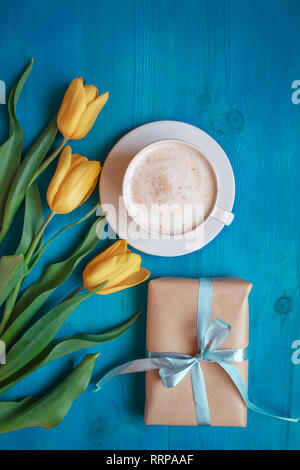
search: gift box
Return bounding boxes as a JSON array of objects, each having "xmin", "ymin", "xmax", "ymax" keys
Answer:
[
  {"xmin": 96, "ymin": 276, "xmax": 296, "ymax": 425},
  {"xmin": 144, "ymin": 277, "xmax": 252, "ymax": 427}
]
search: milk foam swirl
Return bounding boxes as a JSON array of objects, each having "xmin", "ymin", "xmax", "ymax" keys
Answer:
[{"xmin": 124, "ymin": 141, "xmax": 217, "ymax": 236}]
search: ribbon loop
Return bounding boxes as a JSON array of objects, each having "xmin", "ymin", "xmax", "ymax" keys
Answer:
[
  {"xmin": 204, "ymin": 318, "xmax": 231, "ymax": 353},
  {"xmin": 158, "ymin": 356, "xmax": 197, "ymax": 388}
]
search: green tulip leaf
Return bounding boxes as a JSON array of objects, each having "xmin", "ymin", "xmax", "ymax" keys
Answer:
[
  {"xmin": 0, "ymin": 353, "xmax": 98, "ymax": 433},
  {"xmin": 0, "ymin": 254, "xmax": 27, "ymax": 308},
  {"xmin": 3, "ymin": 218, "xmax": 104, "ymax": 345},
  {"xmin": 1, "ymin": 183, "xmax": 44, "ymax": 333},
  {"xmin": 16, "ymin": 182, "xmax": 44, "ymax": 256},
  {"xmin": 0, "ymin": 397, "xmax": 36, "ymax": 421},
  {"xmin": 0, "ymin": 60, "xmax": 33, "ymax": 227},
  {"xmin": 0, "ymin": 291, "xmax": 95, "ymax": 382},
  {"xmin": 0, "ymin": 115, "xmax": 58, "ymax": 243},
  {"xmin": 0, "ymin": 312, "xmax": 141, "ymax": 395}
]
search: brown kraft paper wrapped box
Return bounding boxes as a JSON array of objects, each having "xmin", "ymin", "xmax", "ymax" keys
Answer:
[{"xmin": 144, "ymin": 277, "xmax": 252, "ymax": 427}]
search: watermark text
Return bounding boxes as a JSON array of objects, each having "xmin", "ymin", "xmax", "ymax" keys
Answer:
[{"xmin": 0, "ymin": 80, "xmax": 6, "ymax": 104}]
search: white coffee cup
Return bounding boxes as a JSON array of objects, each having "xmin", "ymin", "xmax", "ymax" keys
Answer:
[{"xmin": 122, "ymin": 139, "xmax": 234, "ymax": 238}]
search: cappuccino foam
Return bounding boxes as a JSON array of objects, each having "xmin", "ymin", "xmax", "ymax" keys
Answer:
[{"xmin": 125, "ymin": 141, "xmax": 217, "ymax": 235}]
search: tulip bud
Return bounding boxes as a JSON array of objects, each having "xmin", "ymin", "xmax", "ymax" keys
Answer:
[
  {"xmin": 57, "ymin": 78, "xmax": 109, "ymax": 140},
  {"xmin": 82, "ymin": 240, "xmax": 150, "ymax": 295},
  {"xmin": 47, "ymin": 146, "xmax": 101, "ymax": 214}
]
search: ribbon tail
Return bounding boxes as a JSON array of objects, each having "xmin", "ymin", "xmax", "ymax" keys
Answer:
[
  {"xmin": 216, "ymin": 359, "xmax": 299, "ymax": 423},
  {"xmin": 95, "ymin": 358, "xmax": 162, "ymax": 391},
  {"xmin": 206, "ymin": 347, "xmax": 248, "ymax": 362},
  {"xmin": 190, "ymin": 362, "xmax": 211, "ymax": 425}
]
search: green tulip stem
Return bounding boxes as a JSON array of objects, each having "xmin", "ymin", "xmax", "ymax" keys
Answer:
[
  {"xmin": 0, "ymin": 211, "xmax": 55, "ymax": 335},
  {"xmin": 0, "ymin": 280, "xmax": 22, "ymax": 336},
  {"xmin": 45, "ymin": 205, "xmax": 99, "ymax": 246},
  {"xmin": 29, "ymin": 136, "xmax": 69, "ymax": 186},
  {"xmin": 25, "ymin": 206, "xmax": 100, "ymax": 275},
  {"xmin": 63, "ymin": 280, "xmax": 109, "ymax": 302},
  {"xmin": 25, "ymin": 211, "xmax": 56, "ymax": 264},
  {"xmin": 63, "ymin": 285, "xmax": 85, "ymax": 301}
]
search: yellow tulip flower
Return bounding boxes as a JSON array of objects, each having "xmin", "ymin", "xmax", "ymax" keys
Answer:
[
  {"xmin": 57, "ymin": 78, "xmax": 109, "ymax": 140},
  {"xmin": 47, "ymin": 145, "xmax": 101, "ymax": 214},
  {"xmin": 82, "ymin": 240, "xmax": 150, "ymax": 295}
]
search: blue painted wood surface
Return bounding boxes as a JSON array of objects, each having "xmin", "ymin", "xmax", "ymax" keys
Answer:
[{"xmin": 0, "ymin": 0, "xmax": 299, "ymax": 450}]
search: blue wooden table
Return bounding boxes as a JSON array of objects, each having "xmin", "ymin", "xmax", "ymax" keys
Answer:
[{"xmin": 0, "ymin": 0, "xmax": 299, "ymax": 450}]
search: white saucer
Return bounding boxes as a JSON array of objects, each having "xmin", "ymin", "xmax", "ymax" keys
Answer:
[{"xmin": 99, "ymin": 121, "xmax": 235, "ymax": 257}]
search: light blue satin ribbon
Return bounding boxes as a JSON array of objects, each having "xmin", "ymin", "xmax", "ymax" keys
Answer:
[{"xmin": 96, "ymin": 278, "xmax": 298, "ymax": 424}]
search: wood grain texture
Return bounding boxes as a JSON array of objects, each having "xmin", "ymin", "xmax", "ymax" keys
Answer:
[{"xmin": 0, "ymin": 0, "xmax": 299, "ymax": 450}]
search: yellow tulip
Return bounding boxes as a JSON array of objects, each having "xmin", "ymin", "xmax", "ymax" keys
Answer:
[
  {"xmin": 82, "ymin": 240, "xmax": 150, "ymax": 295},
  {"xmin": 47, "ymin": 145, "xmax": 101, "ymax": 214},
  {"xmin": 57, "ymin": 78, "xmax": 109, "ymax": 140}
]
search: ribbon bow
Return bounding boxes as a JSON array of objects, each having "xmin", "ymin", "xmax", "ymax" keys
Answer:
[{"xmin": 96, "ymin": 278, "xmax": 298, "ymax": 424}]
